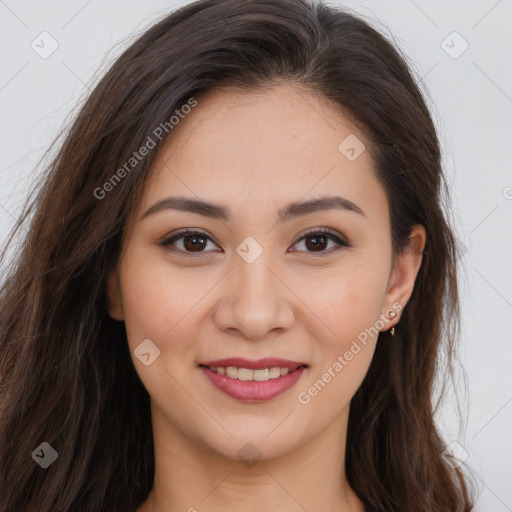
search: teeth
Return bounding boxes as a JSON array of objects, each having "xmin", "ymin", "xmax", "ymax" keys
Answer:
[
  {"xmin": 269, "ymin": 367, "xmax": 281, "ymax": 379},
  {"xmin": 226, "ymin": 366, "xmax": 238, "ymax": 379},
  {"xmin": 253, "ymin": 369, "xmax": 270, "ymax": 381},
  {"xmin": 237, "ymin": 368, "xmax": 253, "ymax": 381},
  {"xmin": 208, "ymin": 366, "xmax": 300, "ymax": 381}
]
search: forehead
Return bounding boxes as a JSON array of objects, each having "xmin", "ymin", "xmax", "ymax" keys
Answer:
[
  {"xmin": 164, "ymin": 83, "xmax": 363, "ymax": 165},
  {"xmin": 139, "ymin": 83, "xmax": 388, "ymax": 225}
]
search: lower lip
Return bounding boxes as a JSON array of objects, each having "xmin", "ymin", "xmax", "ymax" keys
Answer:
[{"xmin": 200, "ymin": 366, "xmax": 307, "ymax": 403}]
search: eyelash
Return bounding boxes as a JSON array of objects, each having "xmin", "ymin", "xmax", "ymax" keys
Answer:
[{"xmin": 159, "ymin": 228, "xmax": 349, "ymax": 257}]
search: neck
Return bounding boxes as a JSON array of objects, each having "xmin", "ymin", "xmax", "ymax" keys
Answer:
[{"xmin": 138, "ymin": 404, "xmax": 365, "ymax": 512}]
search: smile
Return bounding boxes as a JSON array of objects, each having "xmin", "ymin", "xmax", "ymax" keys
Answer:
[{"xmin": 198, "ymin": 358, "xmax": 309, "ymax": 402}]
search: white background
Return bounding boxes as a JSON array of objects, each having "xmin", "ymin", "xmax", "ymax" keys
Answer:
[{"xmin": 1, "ymin": 1, "xmax": 511, "ymax": 510}]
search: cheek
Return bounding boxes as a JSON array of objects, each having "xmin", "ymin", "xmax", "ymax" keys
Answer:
[
  {"xmin": 302, "ymin": 258, "xmax": 390, "ymax": 346},
  {"xmin": 118, "ymin": 249, "xmax": 203, "ymax": 363},
  {"xmin": 294, "ymin": 258, "xmax": 389, "ymax": 408},
  {"xmin": 118, "ymin": 250, "xmax": 208, "ymax": 422}
]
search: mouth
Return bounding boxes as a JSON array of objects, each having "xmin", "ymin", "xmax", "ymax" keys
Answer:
[{"xmin": 198, "ymin": 358, "xmax": 309, "ymax": 402}]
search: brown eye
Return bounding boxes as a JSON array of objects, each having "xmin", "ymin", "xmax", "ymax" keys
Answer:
[
  {"xmin": 291, "ymin": 229, "xmax": 349, "ymax": 255},
  {"xmin": 160, "ymin": 230, "xmax": 218, "ymax": 255}
]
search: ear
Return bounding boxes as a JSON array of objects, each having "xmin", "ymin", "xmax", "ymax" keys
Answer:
[
  {"xmin": 106, "ymin": 270, "xmax": 124, "ymax": 321},
  {"xmin": 380, "ymin": 224, "xmax": 426, "ymax": 330}
]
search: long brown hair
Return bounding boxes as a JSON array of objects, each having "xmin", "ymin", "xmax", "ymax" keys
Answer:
[{"xmin": 0, "ymin": 1, "xmax": 474, "ymax": 510}]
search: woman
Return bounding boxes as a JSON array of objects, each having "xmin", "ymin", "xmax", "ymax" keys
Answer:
[{"xmin": 0, "ymin": 0, "xmax": 474, "ymax": 510}]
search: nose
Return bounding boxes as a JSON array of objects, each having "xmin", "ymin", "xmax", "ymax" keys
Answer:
[{"xmin": 213, "ymin": 248, "xmax": 295, "ymax": 341}]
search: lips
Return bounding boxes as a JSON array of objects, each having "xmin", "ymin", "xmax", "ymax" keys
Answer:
[{"xmin": 198, "ymin": 357, "xmax": 309, "ymax": 403}]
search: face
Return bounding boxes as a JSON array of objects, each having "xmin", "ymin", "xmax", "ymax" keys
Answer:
[{"xmin": 107, "ymin": 83, "xmax": 425, "ymax": 462}]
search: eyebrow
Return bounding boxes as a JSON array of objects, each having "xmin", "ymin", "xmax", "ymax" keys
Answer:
[{"xmin": 141, "ymin": 194, "xmax": 365, "ymax": 222}]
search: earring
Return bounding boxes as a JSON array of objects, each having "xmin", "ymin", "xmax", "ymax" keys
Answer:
[{"xmin": 387, "ymin": 310, "xmax": 397, "ymax": 336}]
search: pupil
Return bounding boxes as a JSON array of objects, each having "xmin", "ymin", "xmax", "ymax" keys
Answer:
[
  {"xmin": 184, "ymin": 234, "xmax": 206, "ymax": 251},
  {"xmin": 306, "ymin": 235, "xmax": 327, "ymax": 251}
]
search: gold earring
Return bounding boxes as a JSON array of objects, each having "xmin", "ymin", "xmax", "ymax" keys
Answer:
[{"xmin": 387, "ymin": 311, "xmax": 397, "ymax": 336}]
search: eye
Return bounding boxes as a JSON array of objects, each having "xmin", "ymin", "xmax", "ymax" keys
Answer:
[
  {"xmin": 290, "ymin": 228, "xmax": 349, "ymax": 255},
  {"xmin": 159, "ymin": 229, "xmax": 220, "ymax": 256},
  {"xmin": 159, "ymin": 228, "xmax": 349, "ymax": 256}
]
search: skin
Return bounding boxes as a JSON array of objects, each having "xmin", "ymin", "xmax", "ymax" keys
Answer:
[{"xmin": 107, "ymin": 83, "xmax": 426, "ymax": 512}]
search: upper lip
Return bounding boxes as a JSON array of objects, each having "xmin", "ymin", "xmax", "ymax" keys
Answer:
[{"xmin": 199, "ymin": 358, "xmax": 308, "ymax": 370}]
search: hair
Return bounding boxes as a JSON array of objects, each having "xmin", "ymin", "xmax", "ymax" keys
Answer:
[{"xmin": 0, "ymin": 0, "xmax": 474, "ymax": 511}]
